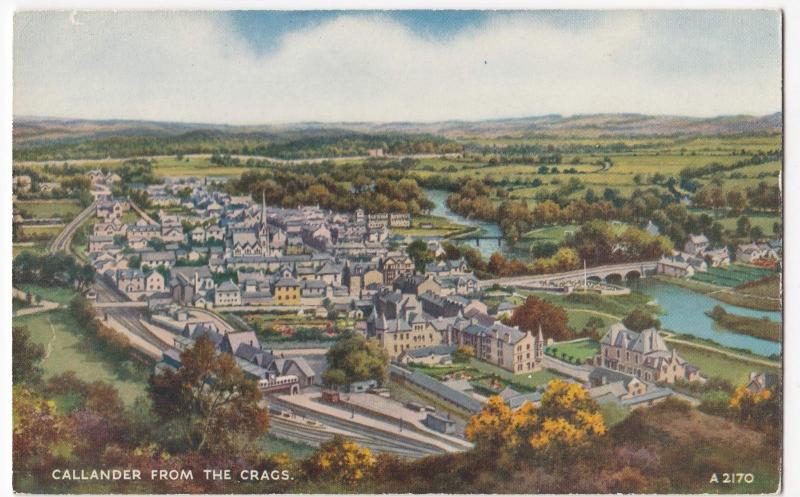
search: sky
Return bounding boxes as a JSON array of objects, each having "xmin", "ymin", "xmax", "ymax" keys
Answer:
[{"xmin": 13, "ymin": 10, "xmax": 782, "ymax": 124}]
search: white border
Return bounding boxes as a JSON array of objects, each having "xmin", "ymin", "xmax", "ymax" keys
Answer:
[{"xmin": 0, "ymin": 1, "xmax": 794, "ymax": 497}]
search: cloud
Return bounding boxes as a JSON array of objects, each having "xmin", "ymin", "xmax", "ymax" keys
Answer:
[{"xmin": 13, "ymin": 11, "xmax": 781, "ymax": 124}]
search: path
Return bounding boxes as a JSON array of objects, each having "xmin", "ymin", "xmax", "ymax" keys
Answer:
[
  {"xmin": 564, "ymin": 307, "xmax": 621, "ymax": 321},
  {"xmin": 661, "ymin": 332, "xmax": 780, "ymax": 368},
  {"xmin": 43, "ymin": 316, "xmax": 56, "ymax": 360},
  {"xmin": 128, "ymin": 200, "xmax": 157, "ymax": 225},
  {"xmin": 12, "ymin": 288, "xmax": 60, "ymax": 316},
  {"xmin": 707, "ymin": 288, "xmax": 782, "ymax": 302},
  {"xmin": 541, "ymin": 356, "xmax": 592, "ymax": 382}
]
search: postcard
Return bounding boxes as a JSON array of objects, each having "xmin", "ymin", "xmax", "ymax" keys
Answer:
[{"xmin": 10, "ymin": 9, "xmax": 783, "ymax": 494}]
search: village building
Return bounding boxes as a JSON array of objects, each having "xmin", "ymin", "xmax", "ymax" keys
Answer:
[{"xmin": 594, "ymin": 323, "xmax": 702, "ymax": 384}]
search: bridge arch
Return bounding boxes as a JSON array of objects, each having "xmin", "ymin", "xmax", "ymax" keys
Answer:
[
  {"xmin": 624, "ymin": 270, "xmax": 642, "ymax": 281},
  {"xmin": 605, "ymin": 273, "xmax": 623, "ymax": 284},
  {"xmin": 587, "ymin": 276, "xmax": 602, "ymax": 283}
]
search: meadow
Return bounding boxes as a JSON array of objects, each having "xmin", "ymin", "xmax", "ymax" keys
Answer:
[
  {"xmin": 15, "ymin": 198, "xmax": 83, "ymax": 219},
  {"xmin": 14, "ymin": 309, "xmax": 148, "ymax": 404},
  {"xmin": 667, "ymin": 340, "xmax": 780, "ymax": 386}
]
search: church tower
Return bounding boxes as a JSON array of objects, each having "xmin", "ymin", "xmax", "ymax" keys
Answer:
[
  {"xmin": 258, "ymin": 190, "xmax": 269, "ymax": 255},
  {"xmin": 535, "ymin": 324, "xmax": 545, "ymax": 361}
]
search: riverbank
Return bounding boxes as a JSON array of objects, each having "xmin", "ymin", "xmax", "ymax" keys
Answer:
[
  {"xmin": 653, "ymin": 274, "xmax": 781, "ymax": 312},
  {"xmin": 705, "ymin": 306, "xmax": 781, "ymax": 342}
]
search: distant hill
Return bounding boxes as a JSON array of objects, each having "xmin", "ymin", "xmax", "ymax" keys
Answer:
[{"xmin": 14, "ymin": 112, "xmax": 782, "ymax": 146}]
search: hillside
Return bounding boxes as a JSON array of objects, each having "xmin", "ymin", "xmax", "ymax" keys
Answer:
[{"xmin": 14, "ymin": 112, "xmax": 782, "ymax": 145}]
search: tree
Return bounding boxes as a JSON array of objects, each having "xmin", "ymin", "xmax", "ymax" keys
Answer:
[
  {"xmin": 622, "ymin": 308, "xmax": 660, "ymax": 332},
  {"xmin": 325, "ymin": 334, "xmax": 388, "ymax": 387},
  {"xmin": 465, "ymin": 396, "xmax": 515, "ymax": 453},
  {"xmin": 528, "ymin": 380, "xmax": 606, "ymax": 462},
  {"xmin": 303, "ymin": 435, "xmax": 376, "ymax": 486},
  {"xmin": 453, "ymin": 345, "xmax": 475, "ymax": 363},
  {"xmin": 466, "ymin": 381, "xmax": 605, "ymax": 464},
  {"xmin": 736, "ymin": 216, "xmax": 751, "ymax": 237},
  {"xmin": 13, "ymin": 327, "xmax": 45, "ymax": 385},
  {"xmin": 148, "ymin": 335, "xmax": 269, "ymax": 455},
  {"xmin": 505, "ymin": 296, "xmax": 571, "ymax": 341},
  {"xmin": 406, "ymin": 239, "xmax": 433, "ymax": 273},
  {"xmin": 13, "ymin": 386, "xmax": 75, "ymax": 483}
]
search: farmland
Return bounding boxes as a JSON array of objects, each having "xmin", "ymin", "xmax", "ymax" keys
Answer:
[{"xmin": 14, "ymin": 198, "xmax": 84, "ymax": 220}]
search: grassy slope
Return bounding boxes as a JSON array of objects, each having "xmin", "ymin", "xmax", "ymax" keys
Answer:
[
  {"xmin": 14, "ymin": 310, "xmax": 148, "ymax": 404},
  {"xmin": 669, "ymin": 341, "xmax": 779, "ymax": 386}
]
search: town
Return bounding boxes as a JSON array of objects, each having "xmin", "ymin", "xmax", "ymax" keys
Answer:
[{"xmin": 36, "ymin": 167, "xmax": 770, "ymax": 457}]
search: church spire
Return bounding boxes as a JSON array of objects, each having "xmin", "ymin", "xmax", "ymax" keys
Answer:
[{"xmin": 261, "ymin": 189, "xmax": 267, "ymax": 227}]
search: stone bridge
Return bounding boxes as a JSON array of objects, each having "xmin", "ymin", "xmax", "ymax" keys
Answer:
[{"xmin": 478, "ymin": 260, "xmax": 659, "ymax": 288}]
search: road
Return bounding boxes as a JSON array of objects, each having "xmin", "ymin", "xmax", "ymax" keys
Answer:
[
  {"xmin": 48, "ymin": 200, "xmax": 97, "ymax": 253},
  {"xmin": 93, "ymin": 275, "xmax": 167, "ymax": 354},
  {"xmin": 128, "ymin": 200, "xmax": 157, "ymax": 225}
]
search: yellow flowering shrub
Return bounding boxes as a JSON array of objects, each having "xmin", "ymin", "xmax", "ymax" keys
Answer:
[
  {"xmin": 466, "ymin": 380, "xmax": 606, "ymax": 459},
  {"xmin": 304, "ymin": 435, "xmax": 376, "ymax": 486}
]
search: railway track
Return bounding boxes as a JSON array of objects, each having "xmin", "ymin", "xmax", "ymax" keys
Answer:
[
  {"xmin": 267, "ymin": 396, "xmax": 461, "ymax": 458},
  {"xmin": 48, "ymin": 200, "xmax": 97, "ymax": 253}
]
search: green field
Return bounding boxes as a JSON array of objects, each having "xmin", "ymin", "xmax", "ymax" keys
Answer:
[
  {"xmin": 565, "ymin": 309, "xmax": 618, "ymax": 334},
  {"xmin": 13, "ymin": 243, "xmax": 46, "ymax": 258},
  {"xmin": 545, "ymin": 338, "xmax": 600, "ymax": 364},
  {"xmin": 15, "ymin": 199, "xmax": 83, "ymax": 220},
  {"xmin": 691, "ymin": 264, "xmax": 777, "ymax": 288},
  {"xmin": 18, "ymin": 284, "xmax": 76, "ymax": 305},
  {"xmin": 14, "ymin": 310, "xmax": 148, "ymax": 404},
  {"xmin": 522, "ymin": 221, "xmax": 629, "ymax": 243},
  {"xmin": 391, "ymin": 214, "xmax": 472, "ymax": 237},
  {"xmin": 525, "ymin": 289, "xmax": 655, "ymax": 318},
  {"xmin": 668, "ymin": 341, "xmax": 780, "ymax": 386}
]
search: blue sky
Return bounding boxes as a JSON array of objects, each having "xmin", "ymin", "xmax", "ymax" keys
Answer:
[{"xmin": 14, "ymin": 10, "xmax": 782, "ymax": 123}]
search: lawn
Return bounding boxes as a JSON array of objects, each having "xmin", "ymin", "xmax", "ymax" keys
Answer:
[
  {"xmin": 14, "ymin": 310, "xmax": 148, "ymax": 404},
  {"xmin": 407, "ymin": 358, "xmax": 566, "ymax": 393},
  {"xmin": 667, "ymin": 341, "xmax": 780, "ymax": 386},
  {"xmin": 565, "ymin": 309, "xmax": 617, "ymax": 334},
  {"xmin": 15, "ymin": 199, "xmax": 83, "ymax": 220},
  {"xmin": 545, "ymin": 338, "xmax": 600, "ymax": 364},
  {"xmin": 527, "ymin": 289, "xmax": 654, "ymax": 318},
  {"xmin": 18, "ymin": 284, "xmax": 76, "ymax": 305}
]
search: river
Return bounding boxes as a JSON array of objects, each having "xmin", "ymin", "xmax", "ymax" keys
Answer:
[
  {"xmin": 424, "ymin": 189, "xmax": 511, "ymax": 259},
  {"xmin": 424, "ymin": 188, "xmax": 782, "ymax": 357},
  {"xmin": 629, "ymin": 278, "xmax": 781, "ymax": 357}
]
